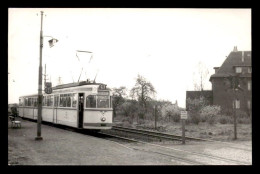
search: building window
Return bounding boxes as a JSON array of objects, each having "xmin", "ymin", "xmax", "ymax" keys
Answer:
[
  {"xmin": 248, "ymin": 81, "xmax": 251, "ymax": 91},
  {"xmin": 247, "ymin": 100, "xmax": 251, "ymax": 109},
  {"xmin": 233, "ymin": 100, "xmax": 240, "ymax": 109},
  {"xmin": 248, "ymin": 67, "xmax": 252, "ymax": 73},
  {"xmin": 235, "ymin": 67, "xmax": 242, "ymax": 73}
]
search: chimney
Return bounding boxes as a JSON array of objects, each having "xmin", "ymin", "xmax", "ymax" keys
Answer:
[
  {"xmin": 213, "ymin": 67, "xmax": 219, "ymax": 73},
  {"xmin": 233, "ymin": 46, "xmax": 238, "ymax": 52}
]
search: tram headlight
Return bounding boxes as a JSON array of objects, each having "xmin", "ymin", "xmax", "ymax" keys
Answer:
[{"xmin": 101, "ymin": 117, "xmax": 106, "ymax": 122}]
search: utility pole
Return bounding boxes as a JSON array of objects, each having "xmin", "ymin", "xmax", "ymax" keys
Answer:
[
  {"xmin": 35, "ymin": 11, "xmax": 44, "ymax": 140},
  {"xmin": 233, "ymin": 89, "xmax": 238, "ymax": 140},
  {"xmin": 44, "ymin": 64, "xmax": 47, "ymax": 85},
  {"xmin": 154, "ymin": 105, "xmax": 157, "ymax": 130}
]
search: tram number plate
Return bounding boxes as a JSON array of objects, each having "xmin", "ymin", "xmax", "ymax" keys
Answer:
[{"xmin": 101, "ymin": 123, "xmax": 106, "ymax": 126}]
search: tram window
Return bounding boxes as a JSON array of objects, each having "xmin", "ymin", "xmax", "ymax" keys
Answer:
[
  {"xmin": 46, "ymin": 96, "xmax": 53, "ymax": 107},
  {"xmin": 46, "ymin": 96, "xmax": 49, "ymax": 106},
  {"xmin": 19, "ymin": 98, "xmax": 22, "ymax": 106},
  {"xmin": 97, "ymin": 95, "xmax": 109, "ymax": 108},
  {"xmin": 63, "ymin": 94, "xmax": 67, "ymax": 107},
  {"xmin": 59, "ymin": 95, "xmax": 63, "ymax": 107},
  {"xmin": 42, "ymin": 96, "xmax": 46, "ymax": 106},
  {"xmin": 34, "ymin": 98, "xmax": 38, "ymax": 107},
  {"xmin": 72, "ymin": 94, "xmax": 77, "ymax": 108},
  {"xmin": 25, "ymin": 98, "xmax": 28, "ymax": 106},
  {"xmin": 54, "ymin": 96, "xmax": 59, "ymax": 107},
  {"xmin": 86, "ymin": 95, "xmax": 96, "ymax": 108},
  {"xmin": 50, "ymin": 96, "xmax": 54, "ymax": 106},
  {"xmin": 67, "ymin": 94, "xmax": 71, "ymax": 107},
  {"xmin": 28, "ymin": 98, "xmax": 31, "ymax": 106},
  {"xmin": 110, "ymin": 96, "xmax": 112, "ymax": 108}
]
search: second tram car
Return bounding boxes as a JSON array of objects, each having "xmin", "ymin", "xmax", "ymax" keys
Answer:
[{"xmin": 18, "ymin": 81, "xmax": 113, "ymax": 130}]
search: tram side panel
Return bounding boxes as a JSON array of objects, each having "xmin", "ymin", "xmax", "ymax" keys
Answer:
[
  {"xmin": 42, "ymin": 107, "xmax": 54, "ymax": 123},
  {"xmin": 23, "ymin": 107, "xmax": 34, "ymax": 119},
  {"xmin": 83, "ymin": 110, "xmax": 113, "ymax": 129},
  {"xmin": 56, "ymin": 108, "xmax": 78, "ymax": 128}
]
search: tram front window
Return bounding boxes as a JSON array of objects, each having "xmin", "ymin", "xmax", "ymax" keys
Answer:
[
  {"xmin": 97, "ymin": 95, "xmax": 109, "ymax": 108},
  {"xmin": 86, "ymin": 95, "xmax": 96, "ymax": 108}
]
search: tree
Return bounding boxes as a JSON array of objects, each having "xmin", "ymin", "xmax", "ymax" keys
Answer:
[
  {"xmin": 112, "ymin": 86, "xmax": 127, "ymax": 118},
  {"xmin": 193, "ymin": 61, "xmax": 209, "ymax": 91},
  {"xmin": 224, "ymin": 73, "xmax": 244, "ymax": 140},
  {"xmin": 130, "ymin": 75, "xmax": 156, "ymax": 116}
]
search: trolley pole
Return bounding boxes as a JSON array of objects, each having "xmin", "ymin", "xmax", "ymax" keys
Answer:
[{"xmin": 35, "ymin": 11, "xmax": 44, "ymax": 141}]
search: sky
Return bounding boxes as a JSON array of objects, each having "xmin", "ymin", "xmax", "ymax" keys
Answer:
[{"xmin": 8, "ymin": 8, "xmax": 251, "ymax": 108}]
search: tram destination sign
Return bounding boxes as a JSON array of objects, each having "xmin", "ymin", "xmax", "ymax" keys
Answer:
[
  {"xmin": 180, "ymin": 111, "xmax": 188, "ymax": 119},
  {"xmin": 45, "ymin": 82, "xmax": 52, "ymax": 94}
]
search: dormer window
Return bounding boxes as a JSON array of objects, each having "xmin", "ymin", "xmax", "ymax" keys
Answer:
[
  {"xmin": 235, "ymin": 67, "xmax": 242, "ymax": 73},
  {"xmin": 248, "ymin": 67, "xmax": 252, "ymax": 73}
]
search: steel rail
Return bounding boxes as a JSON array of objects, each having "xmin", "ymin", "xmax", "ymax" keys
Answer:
[
  {"xmin": 112, "ymin": 125, "xmax": 252, "ymax": 151},
  {"xmin": 98, "ymin": 132, "xmax": 205, "ymax": 165},
  {"xmin": 112, "ymin": 125, "xmax": 201, "ymax": 141},
  {"xmin": 99, "ymin": 132, "xmax": 250, "ymax": 165}
]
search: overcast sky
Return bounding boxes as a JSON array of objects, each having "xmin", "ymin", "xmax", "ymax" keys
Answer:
[{"xmin": 8, "ymin": 8, "xmax": 251, "ymax": 108}]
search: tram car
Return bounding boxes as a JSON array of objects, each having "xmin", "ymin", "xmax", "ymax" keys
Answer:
[{"xmin": 18, "ymin": 81, "xmax": 113, "ymax": 130}]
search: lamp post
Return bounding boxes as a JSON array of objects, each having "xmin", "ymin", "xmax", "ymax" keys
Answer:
[
  {"xmin": 35, "ymin": 11, "xmax": 44, "ymax": 141},
  {"xmin": 35, "ymin": 11, "xmax": 58, "ymax": 141}
]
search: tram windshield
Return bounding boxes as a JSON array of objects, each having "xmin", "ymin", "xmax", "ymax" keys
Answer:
[{"xmin": 86, "ymin": 93, "xmax": 110, "ymax": 108}]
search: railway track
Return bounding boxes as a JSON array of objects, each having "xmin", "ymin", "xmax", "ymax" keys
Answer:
[
  {"xmin": 98, "ymin": 132, "xmax": 251, "ymax": 165},
  {"xmin": 110, "ymin": 125, "xmax": 251, "ymax": 151},
  {"xmin": 110, "ymin": 125, "xmax": 205, "ymax": 142}
]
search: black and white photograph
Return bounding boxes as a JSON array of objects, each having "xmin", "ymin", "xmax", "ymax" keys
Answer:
[{"xmin": 8, "ymin": 8, "xmax": 252, "ymax": 165}]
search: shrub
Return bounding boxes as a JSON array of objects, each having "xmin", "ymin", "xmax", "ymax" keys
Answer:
[
  {"xmin": 172, "ymin": 113, "xmax": 180, "ymax": 122},
  {"xmin": 218, "ymin": 116, "xmax": 228, "ymax": 124},
  {"xmin": 190, "ymin": 113, "xmax": 200, "ymax": 125},
  {"xmin": 200, "ymin": 105, "xmax": 221, "ymax": 125},
  {"xmin": 218, "ymin": 116, "xmax": 233, "ymax": 124},
  {"xmin": 236, "ymin": 110, "xmax": 249, "ymax": 118},
  {"xmin": 200, "ymin": 105, "xmax": 221, "ymax": 118},
  {"xmin": 237, "ymin": 117, "xmax": 251, "ymax": 124},
  {"xmin": 207, "ymin": 116, "xmax": 215, "ymax": 125}
]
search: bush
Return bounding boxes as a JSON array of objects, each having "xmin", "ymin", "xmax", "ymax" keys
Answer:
[
  {"xmin": 122, "ymin": 117, "xmax": 133, "ymax": 125},
  {"xmin": 200, "ymin": 105, "xmax": 221, "ymax": 125},
  {"xmin": 200, "ymin": 105, "xmax": 221, "ymax": 117},
  {"xmin": 218, "ymin": 116, "xmax": 228, "ymax": 124},
  {"xmin": 237, "ymin": 117, "xmax": 251, "ymax": 124},
  {"xmin": 190, "ymin": 114, "xmax": 200, "ymax": 125},
  {"xmin": 236, "ymin": 110, "xmax": 249, "ymax": 118},
  {"xmin": 172, "ymin": 113, "xmax": 180, "ymax": 122},
  {"xmin": 218, "ymin": 116, "xmax": 233, "ymax": 124},
  {"xmin": 207, "ymin": 116, "xmax": 215, "ymax": 125}
]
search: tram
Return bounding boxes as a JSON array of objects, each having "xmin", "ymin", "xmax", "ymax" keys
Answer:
[{"xmin": 18, "ymin": 81, "xmax": 113, "ymax": 130}]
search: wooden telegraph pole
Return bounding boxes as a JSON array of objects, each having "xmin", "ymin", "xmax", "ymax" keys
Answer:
[{"xmin": 181, "ymin": 111, "xmax": 188, "ymax": 144}]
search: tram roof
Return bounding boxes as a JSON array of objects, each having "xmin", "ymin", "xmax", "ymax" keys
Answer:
[{"xmin": 52, "ymin": 81, "xmax": 108, "ymax": 90}]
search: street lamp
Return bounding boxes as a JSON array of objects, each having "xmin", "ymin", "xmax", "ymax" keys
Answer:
[{"xmin": 35, "ymin": 11, "xmax": 58, "ymax": 141}]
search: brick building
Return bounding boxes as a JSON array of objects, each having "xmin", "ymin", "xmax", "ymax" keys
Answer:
[{"xmin": 209, "ymin": 47, "xmax": 251, "ymax": 115}]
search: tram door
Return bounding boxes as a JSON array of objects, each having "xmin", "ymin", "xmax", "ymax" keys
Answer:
[{"xmin": 78, "ymin": 93, "xmax": 84, "ymax": 128}]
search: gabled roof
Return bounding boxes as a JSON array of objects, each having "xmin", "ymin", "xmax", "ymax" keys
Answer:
[{"xmin": 210, "ymin": 51, "xmax": 251, "ymax": 81}]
